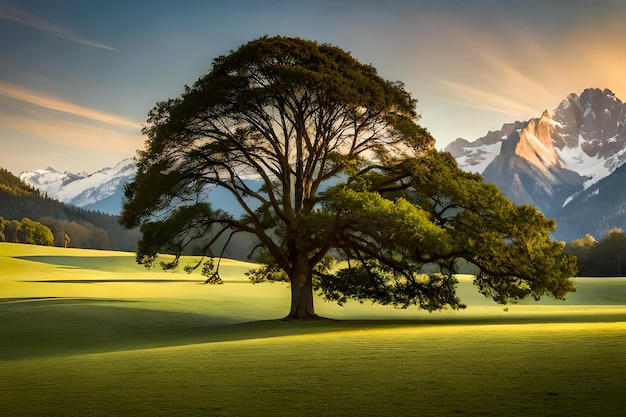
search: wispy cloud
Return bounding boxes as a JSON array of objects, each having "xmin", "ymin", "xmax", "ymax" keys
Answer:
[
  {"xmin": 0, "ymin": 2, "xmax": 118, "ymax": 51},
  {"xmin": 0, "ymin": 107, "xmax": 142, "ymax": 154},
  {"xmin": 0, "ymin": 81, "xmax": 140, "ymax": 131},
  {"xmin": 427, "ymin": 28, "xmax": 558, "ymax": 120},
  {"xmin": 479, "ymin": 53, "xmax": 553, "ymax": 102},
  {"xmin": 0, "ymin": 81, "xmax": 143, "ymax": 157},
  {"xmin": 435, "ymin": 78, "xmax": 538, "ymax": 118}
]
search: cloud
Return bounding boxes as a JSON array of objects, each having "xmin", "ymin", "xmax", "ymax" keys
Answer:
[
  {"xmin": 432, "ymin": 47, "xmax": 556, "ymax": 119},
  {"xmin": 0, "ymin": 2, "xmax": 118, "ymax": 51},
  {"xmin": 0, "ymin": 81, "xmax": 141, "ymax": 131},
  {"xmin": 434, "ymin": 78, "xmax": 539, "ymax": 118},
  {"xmin": 0, "ymin": 81, "xmax": 143, "ymax": 156},
  {"xmin": 0, "ymin": 105, "xmax": 142, "ymax": 154},
  {"xmin": 478, "ymin": 54, "xmax": 552, "ymax": 101}
]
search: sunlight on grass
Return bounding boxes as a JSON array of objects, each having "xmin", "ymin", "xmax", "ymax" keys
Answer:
[
  {"xmin": 2, "ymin": 242, "xmax": 626, "ymax": 416},
  {"xmin": 2, "ymin": 322, "xmax": 624, "ymax": 417}
]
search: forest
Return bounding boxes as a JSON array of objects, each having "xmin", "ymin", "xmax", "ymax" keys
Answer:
[
  {"xmin": 0, "ymin": 167, "xmax": 139, "ymax": 251},
  {"xmin": 565, "ymin": 228, "xmax": 626, "ymax": 276}
]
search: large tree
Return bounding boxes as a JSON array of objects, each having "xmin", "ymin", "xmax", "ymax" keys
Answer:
[{"xmin": 121, "ymin": 36, "xmax": 576, "ymax": 319}]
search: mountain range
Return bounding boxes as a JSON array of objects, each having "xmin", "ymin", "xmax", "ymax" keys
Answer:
[
  {"xmin": 8, "ymin": 165, "xmax": 258, "ymax": 259},
  {"xmin": 20, "ymin": 158, "xmax": 136, "ymax": 215},
  {"xmin": 445, "ymin": 87, "xmax": 626, "ymax": 241},
  {"xmin": 19, "ymin": 159, "xmax": 260, "ymax": 217},
  {"xmin": 0, "ymin": 167, "xmax": 140, "ymax": 251},
  {"xmin": 19, "ymin": 87, "xmax": 626, "ymax": 242}
]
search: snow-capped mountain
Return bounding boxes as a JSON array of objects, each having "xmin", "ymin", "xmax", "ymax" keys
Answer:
[
  {"xmin": 480, "ymin": 109, "xmax": 587, "ymax": 215},
  {"xmin": 20, "ymin": 158, "xmax": 136, "ymax": 215},
  {"xmin": 552, "ymin": 161, "xmax": 626, "ymax": 241},
  {"xmin": 445, "ymin": 88, "xmax": 626, "ymax": 240},
  {"xmin": 446, "ymin": 88, "xmax": 626, "ymax": 189},
  {"xmin": 445, "ymin": 120, "xmax": 526, "ymax": 174},
  {"xmin": 19, "ymin": 158, "xmax": 261, "ymax": 217}
]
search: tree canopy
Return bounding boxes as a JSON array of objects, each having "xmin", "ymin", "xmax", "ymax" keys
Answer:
[
  {"xmin": 0, "ymin": 217, "xmax": 54, "ymax": 246},
  {"xmin": 122, "ymin": 36, "xmax": 576, "ymax": 319}
]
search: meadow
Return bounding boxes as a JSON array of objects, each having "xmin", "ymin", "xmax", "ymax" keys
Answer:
[{"xmin": 1, "ymin": 242, "xmax": 625, "ymax": 416}]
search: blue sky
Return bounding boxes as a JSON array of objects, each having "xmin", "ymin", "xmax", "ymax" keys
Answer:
[{"xmin": 1, "ymin": 0, "xmax": 626, "ymax": 174}]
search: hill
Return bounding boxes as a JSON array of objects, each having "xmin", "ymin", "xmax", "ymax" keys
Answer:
[
  {"xmin": 1, "ymin": 242, "xmax": 625, "ymax": 416},
  {"xmin": 2, "ymin": 166, "xmax": 259, "ymax": 259}
]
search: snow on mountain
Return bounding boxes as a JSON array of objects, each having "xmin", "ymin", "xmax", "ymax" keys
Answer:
[
  {"xmin": 481, "ymin": 115, "xmax": 586, "ymax": 215},
  {"xmin": 20, "ymin": 158, "xmax": 136, "ymax": 214},
  {"xmin": 446, "ymin": 88, "xmax": 626, "ymax": 190},
  {"xmin": 551, "ymin": 88, "xmax": 626, "ymax": 189},
  {"xmin": 447, "ymin": 87, "xmax": 626, "ymax": 241},
  {"xmin": 19, "ymin": 158, "xmax": 259, "ymax": 216},
  {"xmin": 444, "ymin": 121, "xmax": 525, "ymax": 173}
]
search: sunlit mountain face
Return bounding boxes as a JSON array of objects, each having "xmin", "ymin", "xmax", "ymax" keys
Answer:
[{"xmin": 446, "ymin": 88, "xmax": 626, "ymax": 241}]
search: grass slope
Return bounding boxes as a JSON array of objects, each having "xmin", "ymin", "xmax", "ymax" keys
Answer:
[{"xmin": 1, "ymin": 242, "xmax": 626, "ymax": 416}]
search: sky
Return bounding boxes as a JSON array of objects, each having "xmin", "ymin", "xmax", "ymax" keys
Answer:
[{"xmin": 1, "ymin": 0, "xmax": 626, "ymax": 175}]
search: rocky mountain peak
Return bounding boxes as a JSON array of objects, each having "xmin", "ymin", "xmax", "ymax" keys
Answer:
[
  {"xmin": 448, "ymin": 87, "xmax": 626, "ymax": 241},
  {"xmin": 551, "ymin": 87, "xmax": 626, "ymax": 181},
  {"xmin": 514, "ymin": 109, "xmax": 561, "ymax": 172},
  {"xmin": 448, "ymin": 87, "xmax": 626, "ymax": 184},
  {"xmin": 443, "ymin": 120, "xmax": 526, "ymax": 173}
]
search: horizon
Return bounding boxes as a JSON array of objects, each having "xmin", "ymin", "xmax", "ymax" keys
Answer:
[{"xmin": 2, "ymin": 1, "xmax": 626, "ymax": 174}]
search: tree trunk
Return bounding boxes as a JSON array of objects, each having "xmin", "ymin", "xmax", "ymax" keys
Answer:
[{"xmin": 284, "ymin": 256, "xmax": 319, "ymax": 320}]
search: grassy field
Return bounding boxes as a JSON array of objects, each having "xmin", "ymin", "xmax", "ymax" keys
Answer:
[{"xmin": 1, "ymin": 242, "xmax": 625, "ymax": 416}]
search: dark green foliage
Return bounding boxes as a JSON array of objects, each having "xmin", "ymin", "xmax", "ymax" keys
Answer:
[
  {"xmin": 200, "ymin": 258, "xmax": 223, "ymax": 284},
  {"xmin": 0, "ymin": 168, "xmax": 41, "ymax": 197},
  {"xmin": 135, "ymin": 203, "xmax": 233, "ymax": 268},
  {"xmin": 318, "ymin": 150, "xmax": 577, "ymax": 307},
  {"xmin": 317, "ymin": 261, "xmax": 462, "ymax": 311},
  {"xmin": 566, "ymin": 228, "xmax": 626, "ymax": 276},
  {"xmin": 1, "ymin": 219, "xmax": 20, "ymax": 243},
  {"xmin": 122, "ymin": 36, "xmax": 576, "ymax": 317},
  {"xmin": 245, "ymin": 249, "xmax": 289, "ymax": 284}
]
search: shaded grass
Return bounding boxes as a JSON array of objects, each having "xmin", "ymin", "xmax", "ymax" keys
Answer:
[
  {"xmin": 15, "ymin": 254, "xmax": 257, "ymax": 278},
  {"xmin": 3, "ymin": 296, "xmax": 626, "ymax": 362}
]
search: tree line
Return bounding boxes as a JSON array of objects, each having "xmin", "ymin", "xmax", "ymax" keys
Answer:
[
  {"xmin": 0, "ymin": 216, "xmax": 55, "ymax": 246},
  {"xmin": 566, "ymin": 228, "xmax": 626, "ymax": 276}
]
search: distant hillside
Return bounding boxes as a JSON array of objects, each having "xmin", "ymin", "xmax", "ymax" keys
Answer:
[
  {"xmin": 0, "ymin": 167, "xmax": 41, "ymax": 197},
  {"xmin": 0, "ymin": 167, "xmax": 140, "ymax": 251},
  {"xmin": 1, "ymin": 167, "xmax": 260, "ymax": 260},
  {"xmin": 19, "ymin": 158, "xmax": 264, "ymax": 217}
]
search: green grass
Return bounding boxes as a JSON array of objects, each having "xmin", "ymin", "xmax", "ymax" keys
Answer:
[{"xmin": 1, "ymin": 242, "xmax": 626, "ymax": 416}]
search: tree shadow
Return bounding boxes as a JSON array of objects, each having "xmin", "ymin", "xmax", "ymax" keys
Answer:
[{"xmin": 2, "ymin": 297, "xmax": 625, "ymax": 361}]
